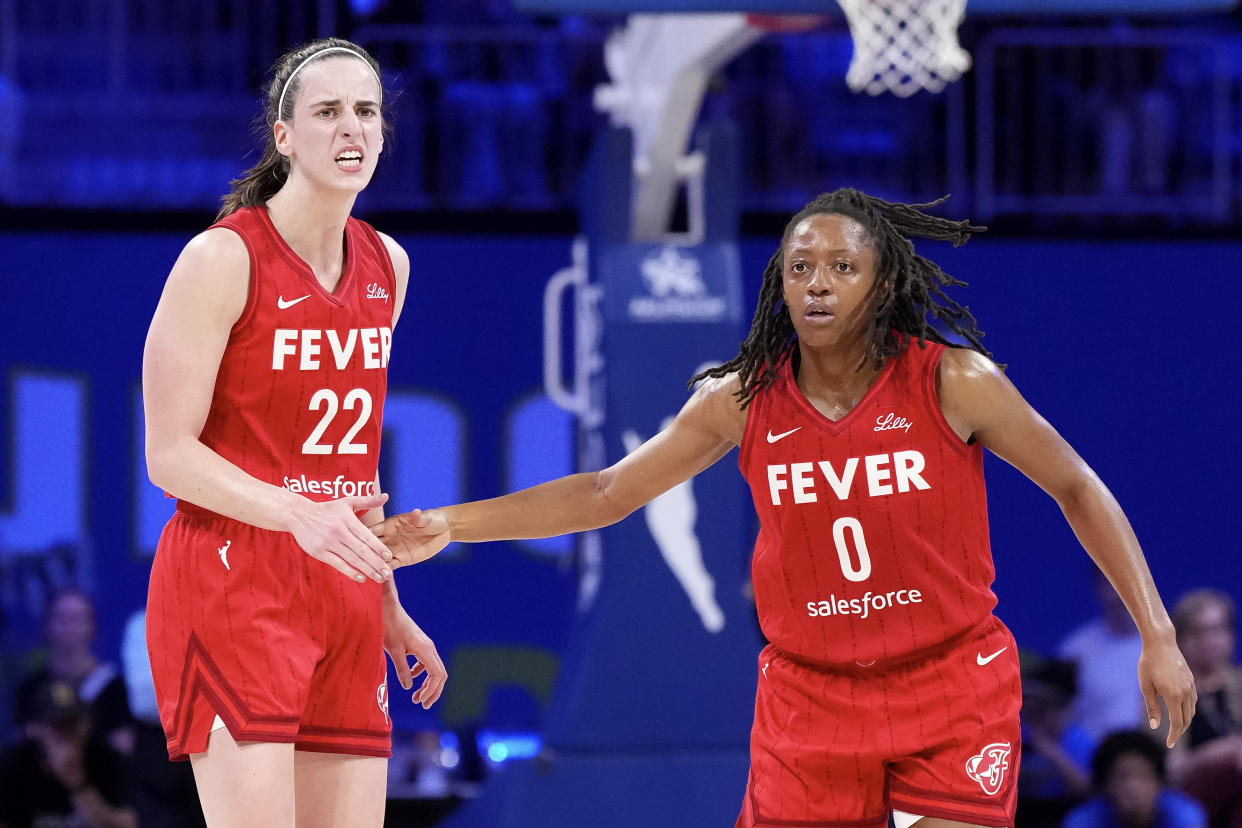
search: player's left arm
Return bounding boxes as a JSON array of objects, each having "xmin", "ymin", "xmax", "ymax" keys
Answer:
[
  {"xmin": 368, "ymin": 234, "xmax": 447, "ymax": 708},
  {"xmin": 380, "ymin": 571, "xmax": 447, "ymax": 709},
  {"xmin": 366, "ymin": 481, "xmax": 447, "ymax": 708},
  {"xmin": 937, "ymin": 347, "xmax": 1196, "ymax": 747}
]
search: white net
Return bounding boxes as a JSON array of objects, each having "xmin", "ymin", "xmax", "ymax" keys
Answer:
[{"xmin": 835, "ymin": 0, "xmax": 971, "ymax": 97}]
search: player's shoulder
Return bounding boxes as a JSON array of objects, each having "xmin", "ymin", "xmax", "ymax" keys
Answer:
[
  {"xmin": 373, "ymin": 230, "xmax": 410, "ymax": 278},
  {"xmin": 936, "ymin": 345, "xmax": 1002, "ymax": 385},
  {"xmin": 935, "ymin": 346, "xmax": 1011, "ymax": 405},
  {"xmin": 691, "ymin": 370, "xmax": 744, "ymax": 410},
  {"xmin": 179, "ymin": 225, "xmax": 251, "ymax": 273},
  {"xmin": 932, "ymin": 346, "xmax": 1018, "ymax": 436},
  {"xmin": 687, "ymin": 370, "xmax": 747, "ymax": 440},
  {"xmin": 372, "ymin": 231, "xmax": 410, "ymax": 322},
  {"xmin": 161, "ymin": 227, "xmax": 251, "ymax": 318}
]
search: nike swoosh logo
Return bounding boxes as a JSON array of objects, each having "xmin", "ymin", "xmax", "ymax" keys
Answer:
[
  {"xmin": 277, "ymin": 294, "xmax": 311, "ymax": 309},
  {"xmin": 976, "ymin": 647, "xmax": 1008, "ymax": 666},
  {"xmin": 766, "ymin": 427, "xmax": 802, "ymax": 444}
]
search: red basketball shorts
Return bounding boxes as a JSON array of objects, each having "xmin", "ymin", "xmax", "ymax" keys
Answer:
[
  {"xmin": 736, "ymin": 616, "xmax": 1021, "ymax": 828},
  {"xmin": 146, "ymin": 510, "xmax": 391, "ymax": 761}
]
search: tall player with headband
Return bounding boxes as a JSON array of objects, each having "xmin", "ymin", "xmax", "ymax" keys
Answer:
[
  {"xmin": 142, "ymin": 38, "xmax": 446, "ymax": 826},
  {"xmin": 372, "ymin": 189, "xmax": 1197, "ymax": 828}
]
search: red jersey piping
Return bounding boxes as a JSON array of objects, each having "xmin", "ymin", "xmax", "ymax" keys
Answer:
[{"xmin": 205, "ymin": 223, "xmax": 260, "ymax": 337}]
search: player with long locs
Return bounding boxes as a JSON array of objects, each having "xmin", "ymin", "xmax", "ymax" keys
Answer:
[
  {"xmin": 373, "ymin": 189, "xmax": 1197, "ymax": 828},
  {"xmin": 143, "ymin": 39, "xmax": 445, "ymax": 828}
]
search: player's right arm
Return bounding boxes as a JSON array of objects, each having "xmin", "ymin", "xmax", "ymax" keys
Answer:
[
  {"xmin": 143, "ymin": 229, "xmax": 393, "ymax": 584},
  {"xmin": 374, "ymin": 373, "xmax": 747, "ymax": 566}
]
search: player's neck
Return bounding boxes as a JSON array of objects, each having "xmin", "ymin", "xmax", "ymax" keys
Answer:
[
  {"xmin": 795, "ymin": 343, "xmax": 883, "ymax": 419},
  {"xmin": 265, "ymin": 181, "xmax": 356, "ymax": 288}
]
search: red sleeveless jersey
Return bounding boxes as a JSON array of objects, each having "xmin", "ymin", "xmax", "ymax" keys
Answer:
[
  {"xmin": 739, "ymin": 342, "xmax": 996, "ymax": 665},
  {"xmin": 177, "ymin": 206, "xmax": 395, "ymax": 518}
]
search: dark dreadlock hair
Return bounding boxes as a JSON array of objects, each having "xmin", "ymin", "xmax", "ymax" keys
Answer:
[{"xmin": 691, "ymin": 188, "xmax": 990, "ymax": 409}]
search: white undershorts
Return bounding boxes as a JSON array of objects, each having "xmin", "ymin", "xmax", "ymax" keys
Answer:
[{"xmin": 893, "ymin": 810, "xmax": 925, "ymax": 828}]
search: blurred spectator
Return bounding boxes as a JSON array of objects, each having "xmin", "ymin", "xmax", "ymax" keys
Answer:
[
  {"xmin": 12, "ymin": 589, "xmax": 133, "ymax": 756},
  {"xmin": 120, "ymin": 608, "xmax": 205, "ymax": 828},
  {"xmin": 1059, "ymin": 567, "xmax": 1147, "ymax": 745},
  {"xmin": 0, "ymin": 675, "xmax": 138, "ymax": 828},
  {"xmin": 1019, "ymin": 655, "xmax": 1094, "ymax": 824},
  {"xmin": 1062, "ymin": 730, "xmax": 1206, "ymax": 828},
  {"xmin": 1167, "ymin": 589, "xmax": 1242, "ymax": 828}
]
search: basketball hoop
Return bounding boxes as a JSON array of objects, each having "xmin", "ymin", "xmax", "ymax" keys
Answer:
[{"xmin": 835, "ymin": 0, "xmax": 971, "ymax": 97}]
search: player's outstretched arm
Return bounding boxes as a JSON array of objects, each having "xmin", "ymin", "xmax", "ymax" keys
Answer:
[
  {"xmin": 937, "ymin": 348, "xmax": 1197, "ymax": 747},
  {"xmin": 143, "ymin": 229, "xmax": 394, "ymax": 584},
  {"xmin": 375, "ymin": 374, "xmax": 746, "ymax": 568}
]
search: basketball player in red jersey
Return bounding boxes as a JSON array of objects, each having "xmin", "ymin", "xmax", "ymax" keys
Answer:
[
  {"xmin": 142, "ymin": 38, "xmax": 446, "ymax": 827},
  {"xmin": 371, "ymin": 189, "xmax": 1196, "ymax": 828}
]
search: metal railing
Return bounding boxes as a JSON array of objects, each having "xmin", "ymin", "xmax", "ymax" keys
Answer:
[
  {"xmin": 1, "ymin": 6, "xmax": 1240, "ymax": 228},
  {"xmin": 718, "ymin": 30, "xmax": 963, "ymax": 213},
  {"xmin": 0, "ymin": 0, "xmax": 333, "ymax": 206},
  {"xmin": 971, "ymin": 26, "xmax": 1240, "ymax": 225},
  {"xmin": 351, "ymin": 22, "xmax": 609, "ymax": 210}
]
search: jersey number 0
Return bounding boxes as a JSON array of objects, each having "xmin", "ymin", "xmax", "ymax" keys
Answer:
[{"xmin": 832, "ymin": 516, "xmax": 872, "ymax": 582}]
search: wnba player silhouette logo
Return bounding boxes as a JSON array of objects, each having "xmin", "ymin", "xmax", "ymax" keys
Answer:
[
  {"xmin": 376, "ymin": 682, "xmax": 389, "ymax": 726},
  {"xmin": 622, "ymin": 416, "xmax": 725, "ymax": 633},
  {"xmin": 964, "ymin": 742, "xmax": 1011, "ymax": 795}
]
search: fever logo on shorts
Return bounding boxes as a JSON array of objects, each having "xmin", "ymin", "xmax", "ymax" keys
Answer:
[
  {"xmin": 964, "ymin": 742, "xmax": 1011, "ymax": 795},
  {"xmin": 376, "ymin": 681, "xmax": 389, "ymax": 726}
]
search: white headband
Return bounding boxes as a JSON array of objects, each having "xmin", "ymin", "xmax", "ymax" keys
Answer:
[{"xmin": 277, "ymin": 46, "xmax": 382, "ymax": 121}]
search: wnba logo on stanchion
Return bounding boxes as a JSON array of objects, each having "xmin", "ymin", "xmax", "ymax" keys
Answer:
[{"xmin": 964, "ymin": 742, "xmax": 1010, "ymax": 795}]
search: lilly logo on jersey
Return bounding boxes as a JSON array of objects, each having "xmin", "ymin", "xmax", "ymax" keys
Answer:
[
  {"xmin": 366, "ymin": 282, "xmax": 390, "ymax": 302},
  {"xmin": 965, "ymin": 742, "xmax": 1011, "ymax": 796},
  {"xmin": 874, "ymin": 412, "xmax": 913, "ymax": 433}
]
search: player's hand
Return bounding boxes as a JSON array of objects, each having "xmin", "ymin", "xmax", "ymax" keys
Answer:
[
  {"xmin": 383, "ymin": 600, "xmax": 447, "ymax": 709},
  {"xmin": 371, "ymin": 509, "xmax": 451, "ymax": 568},
  {"xmin": 1138, "ymin": 633, "xmax": 1197, "ymax": 748},
  {"xmin": 287, "ymin": 493, "xmax": 394, "ymax": 584}
]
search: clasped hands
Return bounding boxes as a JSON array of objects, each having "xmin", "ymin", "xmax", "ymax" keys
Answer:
[{"xmin": 369, "ymin": 508, "xmax": 451, "ymax": 568}]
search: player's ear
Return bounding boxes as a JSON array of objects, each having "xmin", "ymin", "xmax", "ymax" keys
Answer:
[{"xmin": 273, "ymin": 119, "xmax": 293, "ymax": 158}]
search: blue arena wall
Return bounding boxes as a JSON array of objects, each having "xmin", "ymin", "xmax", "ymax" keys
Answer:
[{"xmin": 1, "ymin": 231, "xmax": 1238, "ymax": 736}]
